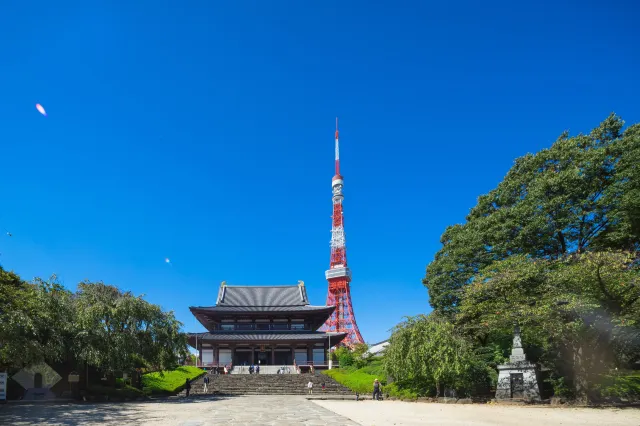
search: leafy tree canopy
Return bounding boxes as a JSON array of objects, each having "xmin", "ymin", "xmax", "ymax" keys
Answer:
[
  {"xmin": 458, "ymin": 251, "xmax": 640, "ymax": 399},
  {"xmin": 0, "ymin": 267, "xmax": 187, "ymax": 374},
  {"xmin": 383, "ymin": 314, "xmax": 484, "ymax": 396},
  {"xmin": 424, "ymin": 114, "xmax": 640, "ymax": 314}
]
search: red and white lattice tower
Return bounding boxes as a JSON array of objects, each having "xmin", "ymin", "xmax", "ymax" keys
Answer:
[{"xmin": 322, "ymin": 118, "xmax": 364, "ymax": 346}]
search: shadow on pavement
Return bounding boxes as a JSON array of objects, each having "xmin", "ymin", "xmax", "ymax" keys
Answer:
[{"xmin": 0, "ymin": 396, "xmax": 236, "ymax": 426}]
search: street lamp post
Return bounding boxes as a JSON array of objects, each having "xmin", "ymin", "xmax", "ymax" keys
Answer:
[{"xmin": 328, "ymin": 334, "xmax": 333, "ymax": 370}]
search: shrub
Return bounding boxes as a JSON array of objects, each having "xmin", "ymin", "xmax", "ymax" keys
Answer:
[
  {"xmin": 597, "ymin": 372, "xmax": 640, "ymax": 400},
  {"xmin": 334, "ymin": 347, "xmax": 355, "ymax": 367}
]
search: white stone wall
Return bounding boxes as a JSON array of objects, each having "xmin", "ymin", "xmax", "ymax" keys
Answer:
[{"xmin": 496, "ymin": 363, "xmax": 541, "ymax": 400}]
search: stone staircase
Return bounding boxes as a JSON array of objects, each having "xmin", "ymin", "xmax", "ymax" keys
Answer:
[{"xmin": 181, "ymin": 372, "xmax": 353, "ymax": 396}]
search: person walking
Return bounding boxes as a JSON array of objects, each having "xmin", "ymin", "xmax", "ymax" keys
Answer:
[
  {"xmin": 373, "ymin": 378, "xmax": 381, "ymax": 400},
  {"xmin": 307, "ymin": 380, "xmax": 313, "ymax": 395},
  {"xmin": 185, "ymin": 378, "xmax": 191, "ymax": 397},
  {"xmin": 203, "ymin": 374, "xmax": 210, "ymax": 393}
]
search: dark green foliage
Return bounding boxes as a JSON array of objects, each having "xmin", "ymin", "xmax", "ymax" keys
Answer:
[
  {"xmin": 333, "ymin": 343, "xmax": 370, "ymax": 369},
  {"xmin": 0, "ymin": 272, "xmax": 76, "ymax": 369},
  {"xmin": 596, "ymin": 372, "xmax": 640, "ymax": 399},
  {"xmin": 0, "ymin": 267, "xmax": 188, "ymax": 377},
  {"xmin": 74, "ymin": 281, "xmax": 188, "ymax": 374},
  {"xmin": 410, "ymin": 114, "xmax": 640, "ymax": 401},
  {"xmin": 424, "ymin": 114, "xmax": 640, "ymax": 314},
  {"xmin": 384, "ymin": 314, "xmax": 490, "ymax": 397}
]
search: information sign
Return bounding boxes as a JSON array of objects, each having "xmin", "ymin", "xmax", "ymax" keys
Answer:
[{"xmin": 0, "ymin": 372, "xmax": 7, "ymax": 401}]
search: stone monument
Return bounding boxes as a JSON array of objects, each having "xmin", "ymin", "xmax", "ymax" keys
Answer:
[
  {"xmin": 495, "ymin": 324, "xmax": 541, "ymax": 401},
  {"xmin": 12, "ymin": 363, "xmax": 62, "ymax": 401}
]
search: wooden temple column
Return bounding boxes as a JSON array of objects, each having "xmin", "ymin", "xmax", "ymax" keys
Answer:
[
  {"xmin": 290, "ymin": 347, "xmax": 295, "ymax": 365},
  {"xmin": 270, "ymin": 346, "xmax": 275, "ymax": 365},
  {"xmin": 251, "ymin": 346, "xmax": 255, "ymax": 365},
  {"xmin": 307, "ymin": 345, "xmax": 313, "ymax": 365}
]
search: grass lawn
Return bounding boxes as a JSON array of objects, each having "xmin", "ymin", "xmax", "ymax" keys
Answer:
[
  {"xmin": 142, "ymin": 366, "xmax": 206, "ymax": 395},
  {"xmin": 87, "ymin": 384, "xmax": 145, "ymax": 399},
  {"xmin": 322, "ymin": 358, "xmax": 418, "ymax": 399}
]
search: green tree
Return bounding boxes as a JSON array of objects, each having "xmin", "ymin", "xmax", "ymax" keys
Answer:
[
  {"xmin": 458, "ymin": 251, "xmax": 640, "ymax": 401},
  {"xmin": 0, "ymin": 270, "xmax": 75, "ymax": 369},
  {"xmin": 0, "ymin": 267, "xmax": 34, "ymax": 368},
  {"xmin": 384, "ymin": 314, "xmax": 483, "ymax": 396},
  {"xmin": 424, "ymin": 114, "xmax": 640, "ymax": 314},
  {"xmin": 74, "ymin": 281, "xmax": 188, "ymax": 376}
]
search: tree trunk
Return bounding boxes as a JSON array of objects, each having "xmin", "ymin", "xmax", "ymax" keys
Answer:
[
  {"xmin": 573, "ymin": 344, "xmax": 589, "ymax": 404},
  {"xmin": 436, "ymin": 380, "xmax": 441, "ymax": 398}
]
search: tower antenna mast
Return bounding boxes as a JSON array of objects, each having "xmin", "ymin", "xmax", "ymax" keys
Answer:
[{"xmin": 322, "ymin": 118, "xmax": 364, "ymax": 346}]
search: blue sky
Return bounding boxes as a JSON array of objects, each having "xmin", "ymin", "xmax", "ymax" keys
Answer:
[{"xmin": 0, "ymin": 1, "xmax": 638, "ymax": 344}]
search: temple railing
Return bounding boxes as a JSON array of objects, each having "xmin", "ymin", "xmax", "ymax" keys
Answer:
[{"xmin": 184, "ymin": 361, "xmax": 339, "ymax": 371}]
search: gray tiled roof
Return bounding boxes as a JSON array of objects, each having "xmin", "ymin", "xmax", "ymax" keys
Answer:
[
  {"xmin": 217, "ymin": 284, "xmax": 309, "ymax": 307},
  {"xmin": 189, "ymin": 331, "xmax": 347, "ymax": 341},
  {"xmin": 191, "ymin": 305, "xmax": 333, "ymax": 313}
]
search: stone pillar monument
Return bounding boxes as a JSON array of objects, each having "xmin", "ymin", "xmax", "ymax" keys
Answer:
[{"xmin": 495, "ymin": 325, "xmax": 541, "ymax": 401}]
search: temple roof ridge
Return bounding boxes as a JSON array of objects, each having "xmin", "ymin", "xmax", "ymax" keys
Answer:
[
  {"xmin": 222, "ymin": 284, "xmax": 303, "ymax": 288},
  {"xmin": 214, "ymin": 281, "xmax": 311, "ymax": 307}
]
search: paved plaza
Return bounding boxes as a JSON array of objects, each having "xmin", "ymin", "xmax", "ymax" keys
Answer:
[
  {"xmin": 0, "ymin": 395, "xmax": 356, "ymax": 426},
  {"xmin": 315, "ymin": 399, "xmax": 640, "ymax": 426},
  {"xmin": 2, "ymin": 395, "xmax": 640, "ymax": 425}
]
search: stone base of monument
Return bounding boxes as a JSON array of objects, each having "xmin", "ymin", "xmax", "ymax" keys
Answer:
[
  {"xmin": 495, "ymin": 361, "xmax": 541, "ymax": 402},
  {"xmin": 23, "ymin": 388, "xmax": 57, "ymax": 401},
  {"xmin": 495, "ymin": 325, "xmax": 542, "ymax": 402}
]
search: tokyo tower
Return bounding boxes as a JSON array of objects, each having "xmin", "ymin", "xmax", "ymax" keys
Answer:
[{"xmin": 322, "ymin": 118, "xmax": 364, "ymax": 347}]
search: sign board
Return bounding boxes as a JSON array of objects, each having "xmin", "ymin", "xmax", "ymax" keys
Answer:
[
  {"xmin": 122, "ymin": 373, "xmax": 128, "ymax": 380},
  {"xmin": 68, "ymin": 374, "xmax": 80, "ymax": 383},
  {"xmin": 0, "ymin": 372, "xmax": 7, "ymax": 401}
]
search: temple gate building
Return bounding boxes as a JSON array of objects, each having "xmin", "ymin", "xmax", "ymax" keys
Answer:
[{"xmin": 188, "ymin": 281, "xmax": 346, "ymax": 368}]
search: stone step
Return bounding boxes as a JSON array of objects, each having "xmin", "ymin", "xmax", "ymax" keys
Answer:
[
  {"xmin": 182, "ymin": 372, "xmax": 353, "ymax": 397},
  {"xmin": 191, "ymin": 388, "xmax": 349, "ymax": 393},
  {"xmin": 192, "ymin": 385, "xmax": 347, "ymax": 390},
  {"xmin": 201, "ymin": 387, "xmax": 348, "ymax": 391},
  {"xmin": 190, "ymin": 389, "xmax": 354, "ymax": 396}
]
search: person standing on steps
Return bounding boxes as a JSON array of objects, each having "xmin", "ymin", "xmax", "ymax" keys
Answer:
[
  {"xmin": 185, "ymin": 378, "xmax": 191, "ymax": 397},
  {"xmin": 203, "ymin": 374, "xmax": 210, "ymax": 393},
  {"xmin": 307, "ymin": 380, "xmax": 313, "ymax": 395}
]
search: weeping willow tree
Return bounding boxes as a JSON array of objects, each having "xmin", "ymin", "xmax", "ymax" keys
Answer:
[{"xmin": 383, "ymin": 314, "xmax": 486, "ymax": 396}]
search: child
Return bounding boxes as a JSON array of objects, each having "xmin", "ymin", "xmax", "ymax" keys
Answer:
[
  {"xmin": 307, "ymin": 380, "xmax": 313, "ymax": 395},
  {"xmin": 321, "ymin": 382, "xmax": 326, "ymax": 392}
]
